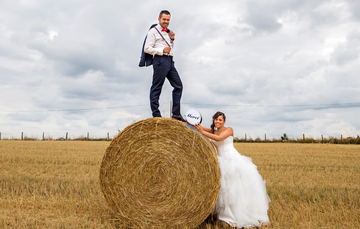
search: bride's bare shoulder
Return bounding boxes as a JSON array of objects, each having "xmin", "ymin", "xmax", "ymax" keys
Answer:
[{"xmin": 224, "ymin": 127, "xmax": 234, "ymax": 137}]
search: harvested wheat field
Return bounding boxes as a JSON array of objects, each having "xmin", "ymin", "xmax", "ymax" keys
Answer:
[{"xmin": 0, "ymin": 140, "xmax": 359, "ymax": 228}]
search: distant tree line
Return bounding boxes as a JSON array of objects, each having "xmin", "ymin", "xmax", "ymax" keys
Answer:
[{"xmin": 234, "ymin": 133, "xmax": 360, "ymax": 144}]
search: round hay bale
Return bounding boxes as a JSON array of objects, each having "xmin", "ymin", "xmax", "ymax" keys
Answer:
[{"xmin": 99, "ymin": 117, "xmax": 220, "ymax": 228}]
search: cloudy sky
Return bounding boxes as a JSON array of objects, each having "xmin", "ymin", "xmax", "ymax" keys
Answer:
[{"xmin": 1, "ymin": 0, "xmax": 360, "ymax": 140}]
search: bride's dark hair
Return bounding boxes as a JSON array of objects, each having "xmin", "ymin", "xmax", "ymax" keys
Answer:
[{"xmin": 211, "ymin": 111, "xmax": 226, "ymax": 134}]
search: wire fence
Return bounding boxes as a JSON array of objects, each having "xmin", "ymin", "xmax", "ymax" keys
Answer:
[{"xmin": 1, "ymin": 132, "xmax": 359, "ymax": 144}]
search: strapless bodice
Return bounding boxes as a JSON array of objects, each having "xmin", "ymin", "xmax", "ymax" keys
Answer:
[{"xmin": 212, "ymin": 136, "xmax": 235, "ymax": 156}]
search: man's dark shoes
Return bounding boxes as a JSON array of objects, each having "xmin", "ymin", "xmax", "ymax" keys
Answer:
[{"xmin": 172, "ymin": 114, "xmax": 186, "ymax": 122}]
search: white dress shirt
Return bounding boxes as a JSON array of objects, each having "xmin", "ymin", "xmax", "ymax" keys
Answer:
[{"xmin": 144, "ymin": 24, "xmax": 174, "ymax": 56}]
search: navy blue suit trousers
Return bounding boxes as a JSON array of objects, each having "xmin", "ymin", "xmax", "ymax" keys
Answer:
[{"xmin": 150, "ymin": 55, "xmax": 182, "ymax": 117}]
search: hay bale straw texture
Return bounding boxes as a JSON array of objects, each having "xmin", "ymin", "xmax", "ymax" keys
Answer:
[{"xmin": 99, "ymin": 118, "xmax": 220, "ymax": 228}]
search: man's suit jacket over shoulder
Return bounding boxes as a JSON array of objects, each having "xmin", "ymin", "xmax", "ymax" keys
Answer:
[{"xmin": 139, "ymin": 24, "xmax": 157, "ymax": 67}]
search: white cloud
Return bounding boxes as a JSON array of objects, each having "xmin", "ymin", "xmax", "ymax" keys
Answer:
[
  {"xmin": 0, "ymin": 0, "xmax": 359, "ymax": 139},
  {"xmin": 330, "ymin": 30, "xmax": 360, "ymax": 66}
]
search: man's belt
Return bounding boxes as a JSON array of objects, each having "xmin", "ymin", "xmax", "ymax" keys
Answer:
[{"xmin": 156, "ymin": 54, "xmax": 173, "ymax": 57}]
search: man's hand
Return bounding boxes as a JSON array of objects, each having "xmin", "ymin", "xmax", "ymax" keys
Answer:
[
  {"xmin": 169, "ymin": 31, "xmax": 175, "ymax": 40},
  {"xmin": 163, "ymin": 47, "xmax": 171, "ymax": 54}
]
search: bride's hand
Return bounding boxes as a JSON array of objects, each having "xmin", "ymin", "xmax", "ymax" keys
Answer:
[{"xmin": 194, "ymin": 123, "xmax": 204, "ymax": 133}]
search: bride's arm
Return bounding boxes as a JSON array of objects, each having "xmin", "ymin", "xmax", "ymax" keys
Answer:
[
  {"xmin": 201, "ymin": 126, "xmax": 212, "ymax": 133},
  {"xmin": 195, "ymin": 124, "xmax": 233, "ymax": 141}
]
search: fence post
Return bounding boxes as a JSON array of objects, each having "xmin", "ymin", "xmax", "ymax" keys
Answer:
[
  {"xmin": 321, "ymin": 135, "xmax": 323, "ymax": 143},
  {"xmin": 21, "ymin": 132, "xmax": 24, "ymax": 140},
  {"xmin": 303, "ymin": 134, "xmax": 305, "ymax": 141},
  {"xmin": 42, "ymin": 132, "xmax": 45, "ymax": 140},
  {"xmin": 87, "ymin": 132, "xmax": 89, "ymax": 140},
  {"xmin": 66, "ymin": 132, "xmax": 68, "ymax": 140},
  {"xmin": 245, "ymin": 133, "xmax": 247, "ymax": 141},
  {"xmin": 265, "ymin": 133, "xmax": 266, "ymax": 141},
  {"xmin": 107, "ymin": 132, "xmax": 109, "ymax": 140},
  {"xmin": 341, "ymin": 135, "xmax": 343, "ymax": 140}
]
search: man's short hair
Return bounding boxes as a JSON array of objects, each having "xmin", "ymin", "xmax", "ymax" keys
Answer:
[{"xmin": 159, "ymin": 10, "xmax": 171, "ymax": 18}]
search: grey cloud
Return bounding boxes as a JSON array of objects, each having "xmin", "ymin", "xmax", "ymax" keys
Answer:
[
  {"xmin": 59, "ymin": 73, "xmax": 117, "ymax": 100},
  {"xmin": 242, "ymin": 0, "xmax": 319, "ymax": 33},
  {"xmin": 28, "ymin": 34, "xmax": 117, "ymax": 77},
  {"xmin": 283, "ymin": 49, "xmax": 299, "ymax": 61},
  {"xmin": 244, "ymin": 0, "xmax": 344, "ymax": 34},
  {"xmin": 347, "ymin": 0, "xmax": 360, "ymax": 21},
  {"xmin": 331, "ymin": 30, "xmax": 360, "ymax": 66},
  {"xmin": 331, "ymin": 48, "xmax": 359, "ymax": 66},
  {"xmin": 176, "ymin": 21, "xmax": 223, "ymax": 56},
  {"xmin": 7, "ymin": 1, "xmax": 141, "ymax": 78},
  {"xmin": 246, "ymin": 12, "xmax": 282, "ymax": 33},
  {"xmin": 7, "ymin": 112, "xmax": 48, "ymax": 123}
]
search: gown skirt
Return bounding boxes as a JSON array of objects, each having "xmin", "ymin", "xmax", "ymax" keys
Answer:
[{"xmin": 212, "ymin": 136, "xmax": 270, "ymax": 228}]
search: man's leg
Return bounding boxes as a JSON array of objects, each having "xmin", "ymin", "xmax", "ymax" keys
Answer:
[
  {"xmin": 167, "ymin": 60, "xmax": 183, "ymax": 116},
  {"xmin": 150, "ymin": 56, "xmax": 169, "ymax": 117}
]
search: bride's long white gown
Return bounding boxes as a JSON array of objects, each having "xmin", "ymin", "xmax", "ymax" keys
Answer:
[{"xmin": 213, "ymin": 136, "xmax": 270, "ymax": 228}]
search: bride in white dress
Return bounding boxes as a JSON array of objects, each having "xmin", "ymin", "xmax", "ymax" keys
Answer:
[{"xmin": 195, "ymin": 111, "xmax": 270, "ymax": 228}]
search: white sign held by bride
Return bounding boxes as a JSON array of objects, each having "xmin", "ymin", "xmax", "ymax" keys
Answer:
[{"xmin": 185, "ymin": 108, "xmax": 202, "ymax": 126}]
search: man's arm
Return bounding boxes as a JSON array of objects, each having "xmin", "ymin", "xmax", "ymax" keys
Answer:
[
  {"xmin": 144, "ymin": 30, "xmax": 166, "ymax": 55},
  {"xmin": 169, "ymin": 31, "xmax": 175, "ymax": 48}
]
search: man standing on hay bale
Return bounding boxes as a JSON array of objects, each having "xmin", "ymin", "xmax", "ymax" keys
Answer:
[{"xmin": 142, "ymin": 10, "xmax": 185, "ymax": 122}]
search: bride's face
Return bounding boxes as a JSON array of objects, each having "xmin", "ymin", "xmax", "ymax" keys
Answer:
[{"xmin": 214, "ymin": 115, "xmax": 225, "ymax": 129}]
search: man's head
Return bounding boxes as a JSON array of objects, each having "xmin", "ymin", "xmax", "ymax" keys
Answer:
[{"xmin": 158, "ymin": 10, "xmax": 171, "ymax": 28}]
